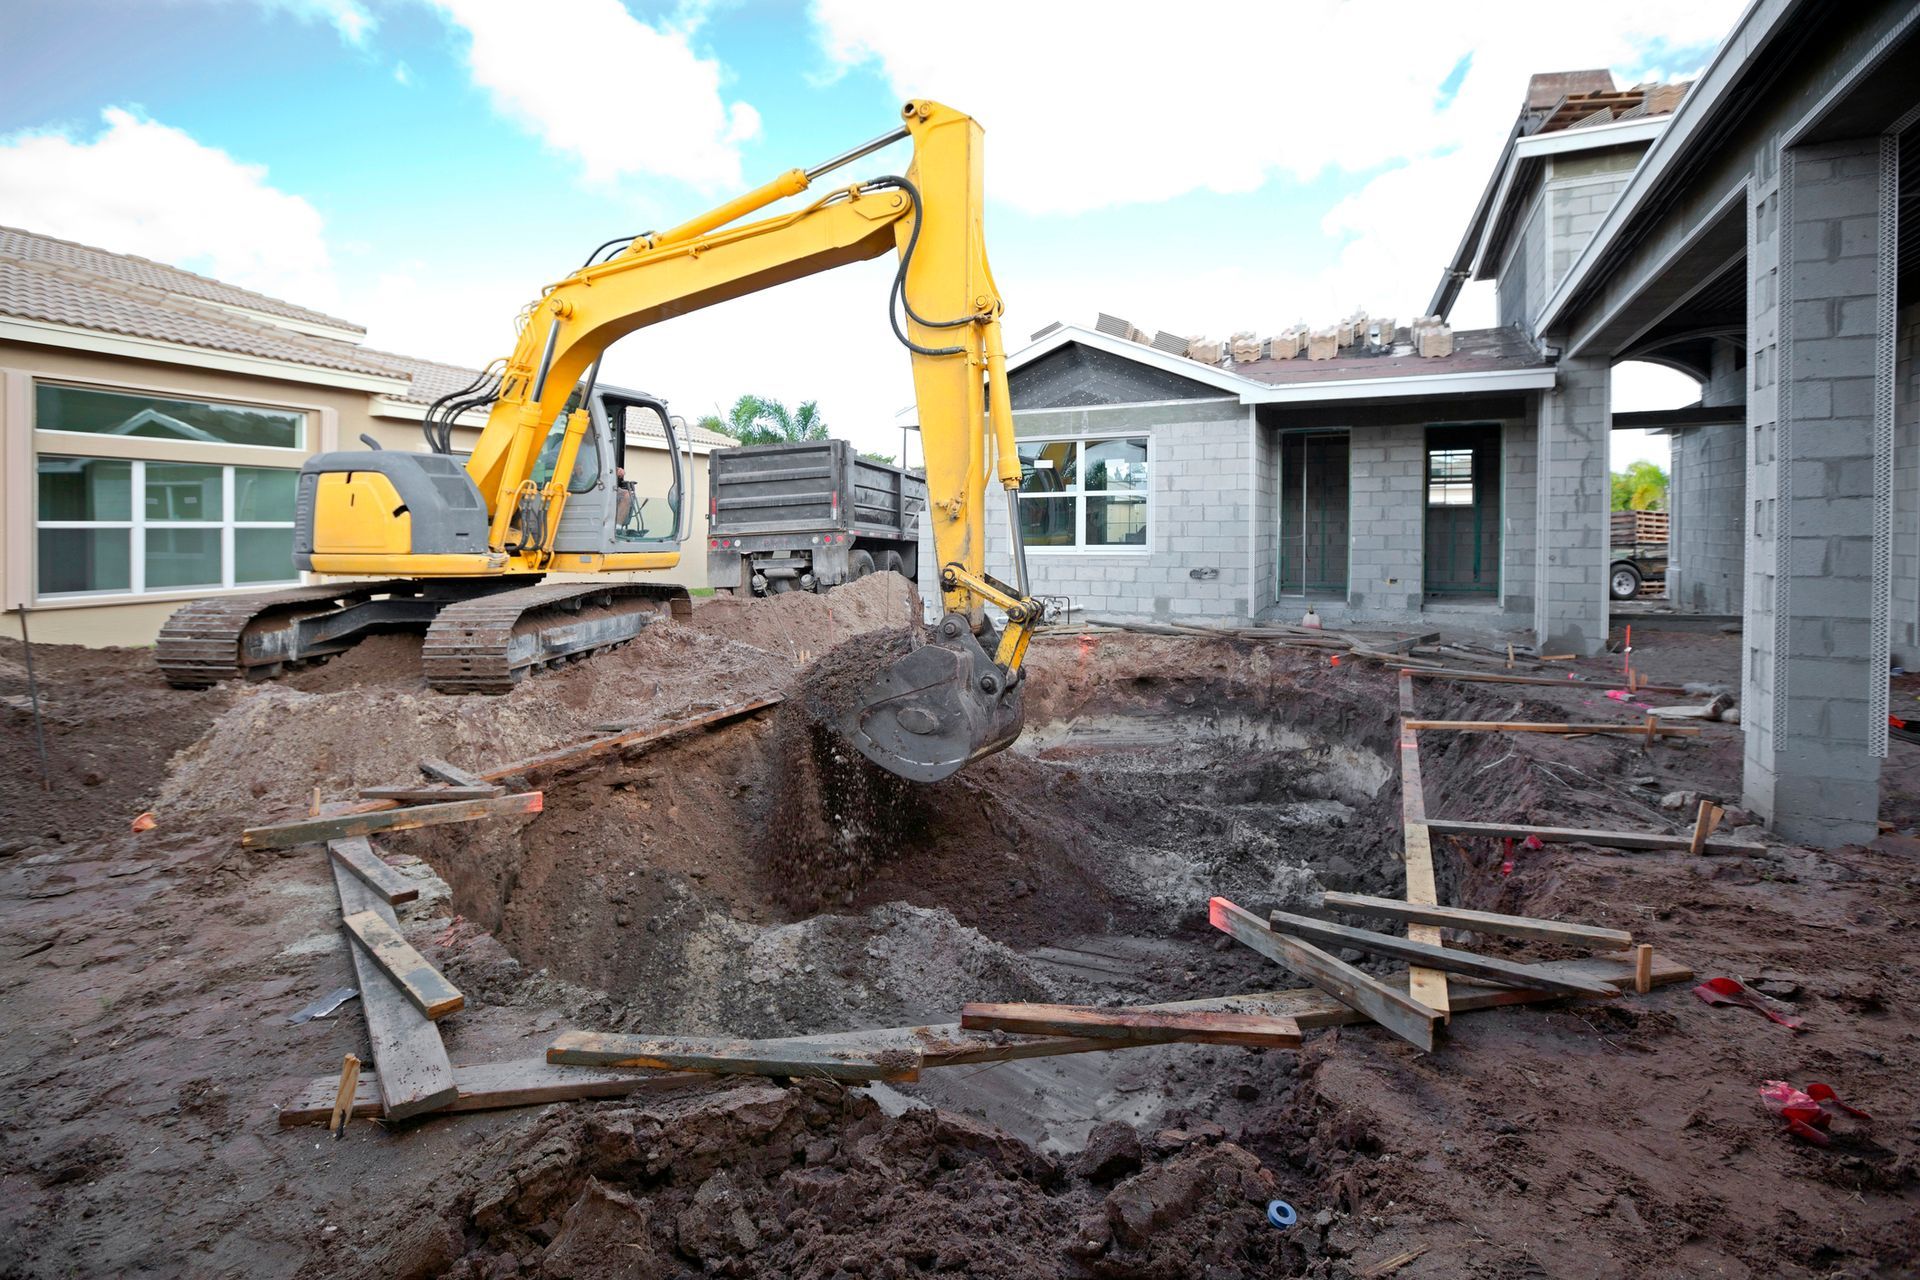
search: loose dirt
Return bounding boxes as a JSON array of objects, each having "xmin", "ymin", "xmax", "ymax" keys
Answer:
[{"xmin": 1, "ymin": 599, "xmax": 1916, "ymax": 1278}]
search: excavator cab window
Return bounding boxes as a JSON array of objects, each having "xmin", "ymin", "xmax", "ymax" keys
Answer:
[{"xmin": 529, "ymin": 390, "xmax": 601, "ymax": 495}]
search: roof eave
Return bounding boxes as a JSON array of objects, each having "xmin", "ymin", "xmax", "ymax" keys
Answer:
[
  {"xmin": 0, "ymin": 315, "xmax": 411, "ymax": 394},
  {"xmin": 1242, "ymin": 365, "xmax": 1558, "ymax": 404}
]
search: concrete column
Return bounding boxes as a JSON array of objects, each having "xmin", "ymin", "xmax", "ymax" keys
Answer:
[
  {"xmin": 1743, "ymin": 136, "xmax": 1896, "ymax": 846},
  {"xmin": 1534, "ymin": 355, "xmax": 1610, "ymax": 654}
]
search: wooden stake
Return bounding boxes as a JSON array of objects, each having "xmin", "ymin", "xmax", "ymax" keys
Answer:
[
  {"xmin": 1506, "ymin": 644, "xmax": 1515, "ymax": 670},
  {"xmin": 1688, "ymin": 801, "xmax": 1725, "ymax": 855},
  {"xmin": 1633, "ymin": 944, "xmax": 1653, "ymax": 995},
  {"xmin": 1643, "ymin": 714, "xmax": 1657, "ymax": 746},
  {"xmin": 329, "ymin": 1054, "xmax": 360, "ymax": 1139},
  {"xmin": 309, "ymin": 786, "xmax": 322, "ymax": 817}
]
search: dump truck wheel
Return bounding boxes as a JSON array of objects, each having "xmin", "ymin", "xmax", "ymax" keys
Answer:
[
  {"xmin": 848, "ymin": 549, "xmax": 876, "ymax": 580},
  {"xmin": 1610, "ymin": 562, "xmax": 1643, "ymax": 600},
  {"xmin": 881, "ymin": 550, "xmax": 907, "ymax": 578}
]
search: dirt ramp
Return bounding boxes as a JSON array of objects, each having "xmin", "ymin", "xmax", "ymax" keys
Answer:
[{"xmin": 688, "ymin": 570, "xmax": 919, "ymax": 658}]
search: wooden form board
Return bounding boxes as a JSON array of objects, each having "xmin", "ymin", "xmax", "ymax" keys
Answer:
[
  {"xmin": 1400, "ymin": 667, "xmax": 1690, "ymax": 695},
  {"xmin": 958, "ymin": 1001, "xmax": 1302, "ymax": 1048},
  {"xmin": 245, "ymin": 791, "xmax": 542, "ymax": 849},
  {"xmin": 1266, "ymin": 908, "xmax": 1619, "ymax": 999},
  {"xmin": 279, "ymin": 1057, "xmax": 703, "ymax": 1126},
  {"xmin": 1319, "ymin": 892, "xmax": 1632, "ymax": 950},
  {"xmin": 1403, "ymin": 719, "xmax": 1699, "ymax": 738},
  {"xmin": 357, "ymin": 785, "xmax": 502, "ymax": 803},
  {"xmin": 1210, "ymin": 898, "xmax": 1439, "ymax": 1051},
  {"xmin": 1397, "ymin": 673, "xmax": 1450, "ymax": 1014},
  {"xmin": 1422, "ymin": 817, "xmax": 1764, "ymax": 855},
  {"xmin": 340, "ymin": 909, "xmax": 465, "ymax": 1020},
  {"xmin": 327, "ymin": 857, "xmax": 456, "ymax": 1120},
  {"xmin": 288, "ymin": 952, "xmax": 1699, "ymax": 1123},
  {"xmin": 327, "ymin": 837, "xmax": 417, "ymax": 905},
  {"xmin": 419, "ymin": 757, "xmax": 490, "ymax": 789},
  {"xmin": 332, "ymin": 697, "xmax": 783, "ymax": 822},
  {"xmin": 548, "ymin": 1031, "xmax": 923, "ymax": 1083}
]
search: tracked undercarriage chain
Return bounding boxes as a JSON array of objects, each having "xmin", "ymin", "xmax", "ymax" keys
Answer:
[
  {"xmin": 420, "ymin": 580, "xmax": 693, "ymax": 695},
  {"xmin": 155, "ymin": 580, "xmax": 420, "ymax": 688}
]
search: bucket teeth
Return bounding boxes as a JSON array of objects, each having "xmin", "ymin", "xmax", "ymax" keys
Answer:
[{"xmin": 841, "ymin": 615, "xmax": 1025, "ymax": 782}]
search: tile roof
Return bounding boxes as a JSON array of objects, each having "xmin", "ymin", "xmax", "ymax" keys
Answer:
[
  {"xmin": 0, "ymin": 225, "xmax": 362, "ymax": 334},
  {"xmin": 0, "ymin": 256, "xmax": 404, "ymax": 380},
  {"xmin": 1229, "ymin": 325, "xmax": 1552, "ymax": 386}
]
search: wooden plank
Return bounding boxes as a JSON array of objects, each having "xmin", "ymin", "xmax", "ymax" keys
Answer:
[
  {"xmin": 327, "ymin": 837, "xmax": 417, "ymax": 906},
  {"xmin": 357, "ymin": 784, "xmax": 502, "ymax": 803},
  {"xmin": 335, "ymin": 697, "xmax": 784, "ymax": 821},
  {"xmin": 1209, "ymin": 897, "xmax": 1439, "ymax": 1052},
  {"xmin": 547, "ymin": 1031, "xmax": 923, "ymax": 1083},
  {"xmin": 327, "ymin": 857, "xmax": 456, "ymax": 1120},
  {"xmin": 279, "ymin": 1057, "xmax": 704, "ymax": 1126},
  {"xmin": 419, "ymin": 757, "xmax": 490, "ymax": 789},
  {"xmin": 1318, "ymin": 891, "xmax": 1633, "ymax": 950},
  {"xmin": 1401, "ymin": 667, "xmax": 1690, "ymax": 695},
  {"xmin": 243, "ymin": 791, "xmax": 543, "ymax": 849},
  {"xmin": 1397, "ymin": 674, "xmax": 1450, "ymax": 1015},
  {"xmin": 1265, "ymin": 908, "xmax": 1619, "ymax": 999},
  {"xmin": 1402, "ymin": 719, "xmax": 1700, "ymax": 738},
  {"xmin": 1423, "ymin": 817, "xmax": 1765, "ymax": 854},
  {"xmin": 340, "ymin": 909, "xmax": 464, "ymax": 1020},
  {"xmin": 958, "ymin": 1002, "xmax": 1302, "ymax": 1048}
]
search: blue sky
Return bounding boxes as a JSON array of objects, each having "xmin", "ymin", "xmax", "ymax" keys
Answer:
[{"xmin": 0, "ymin": 0, "xmax": 1741, "ymax": 462}]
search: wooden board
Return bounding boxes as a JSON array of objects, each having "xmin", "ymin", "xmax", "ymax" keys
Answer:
[
  {"xmin": 327, "ymin": 857, "xmax": 456, "ymax": 1120},
  {"xmin": 340, "ymin": 910, "xmax": 465, "ymax": 1020},
  {"xmin": 327, "ymin": 837, "xmax": 417, "ymax": 906},
  {"xmin": 1209, "ymin": 898, "xmax": 1439, "ymax": 1052},
  {"xmin": 418, "ymin": 757, "xmax": 490, "ymax": 789},
  {"xmin": 1423, "ymin": 817, "xmax": 1765, "ymax": 855},
  {"xmin": 958, "ymin": 1002, "xmax": 1302, "ymax": 1048},
  {"xmin": 1401, "ymin": 667, "xmax": 1689, "ymax": 695},
  {"xmin": 547, "ymin": 1031, "xmax": 923, "ymax": 1083},
  {"xmin": 357, "ymin": 785, "xmax": 502, "ymax": 803},
  {"xmin": 1403, "ymin": 718, "xmax": 1699, "ymax": 738},
  {"xmin": 1319, "ymin": 891, "xmax": 1632, "ymax": 950},
  {"xmin": 279, "ymin": 1057, "xmax": 704, "ymax": 1126},
  {"xmin": 1397, "ymin": 674, "xmax": 1450, "ymax": 1014},
  {"xmin": 243, "ymin": 791, "xmax": 543, "ymax": 849},
  {"xmin": 1266, "ymin": 908, "xmax": 1619, "ymax": 998},
  {"xmin": 334, "ymin": 698, "xmax": 784, "ymax": 821}
]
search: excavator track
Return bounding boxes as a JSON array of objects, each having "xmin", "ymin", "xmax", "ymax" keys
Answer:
[
  {"xmin": 420, "ymin": 580, "xmax": 693, "ymax": 695},
  {"xmin": 156, "ymin": 579, "xmax": 425, "ymax": 688}
]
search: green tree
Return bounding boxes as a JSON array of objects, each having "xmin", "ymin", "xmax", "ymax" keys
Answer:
[
  {"xmin": 859, "ymin": 451, "xmax": 896, "ymax": 465},
  {"xmin": 722, "ymin": 394, "xmax": 827, "ymax": 446},
  {"xmin": 1610, "ymin": 460, "xmax": 1668, "ymax": 511}
]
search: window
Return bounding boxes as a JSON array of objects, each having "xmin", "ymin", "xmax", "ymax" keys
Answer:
[
  {"xmin": 36, "ymin": 383, "xmax": 305, "ymax": 450},
  {"xmin": 36, "ymin": 458, "xmax": 299, "ymax": 598},
  {"xmin": 1427, "ymin": 448, "xmax": 1475, "ymax": 506},
  {"xmin": 1016, "ymin": 436, "xmax": 1148, "ymax": 550}
]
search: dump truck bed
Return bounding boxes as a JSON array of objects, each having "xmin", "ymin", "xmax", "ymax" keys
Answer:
[{"xmin": 709, "ymin": 440, "xmax": 925, "ymax": 539}]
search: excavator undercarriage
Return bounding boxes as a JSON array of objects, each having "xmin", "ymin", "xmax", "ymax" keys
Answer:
[{"xmin": 158, "ymin": 578, "xmax": 688, "ymax": 694}]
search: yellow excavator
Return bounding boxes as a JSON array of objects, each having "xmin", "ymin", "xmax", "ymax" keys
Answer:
[{"xmin": 156, "ymin": 100, "xmax": 1039, "ymax": 782}]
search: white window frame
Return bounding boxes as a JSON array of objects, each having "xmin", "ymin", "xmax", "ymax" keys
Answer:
[
  {"xmin": 36, "ymin": 457, "xmax": 300, "ymax": 600},
  {"xmin": 1014, "ymin": 432, "xmax": 1153, "ymax": 555},
  {"xmin": 34, "ymin": 379, "xmax": 309, "ymax": 453}
]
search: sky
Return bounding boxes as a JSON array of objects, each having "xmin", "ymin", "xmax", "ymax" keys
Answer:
[{"xmin": 0, "ymin": 0, "xmax": 1744, "ymax": 468}]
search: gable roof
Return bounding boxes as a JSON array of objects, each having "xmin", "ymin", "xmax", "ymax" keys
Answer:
[
  {"xmin": 1007, "ymin": 325, "xmax": 1556, "ymax": 407},
  {"xmin": 0, "ymin": 225, "xmax": 363, "ymax": 337}
]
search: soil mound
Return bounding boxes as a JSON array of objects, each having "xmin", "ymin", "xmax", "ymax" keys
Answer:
[{"xmin": 688, "ymin": 571, "xmax": 920, "ymax": 658}]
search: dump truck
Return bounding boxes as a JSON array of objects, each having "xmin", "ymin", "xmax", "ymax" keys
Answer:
[{"xmin": 706, "ymin": 439, "xmax": 926, "ymax": 597}]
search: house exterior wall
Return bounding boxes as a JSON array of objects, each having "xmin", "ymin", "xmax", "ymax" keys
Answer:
[
  {"xmin": 1546, "ymin": 148, "xmax": 1644, "ymax": 295},
  {"xmin": 917, "ymin": 398, "xmax": 1252, "ymax": 623},
  {"xmin": 1892, "ymin": 302, "xmax": 1920, "ymax": 668},
  {"xmin": 2, "ymin": 339, "xmax": 718, "ymax": 647},
  {"xmin": 1497, "ymin": 194, "xmax": 1546, "ymax": 333},
  {"xmin": 1668, "ymin": 421, "xmax": 1747, "ymax": 613}
]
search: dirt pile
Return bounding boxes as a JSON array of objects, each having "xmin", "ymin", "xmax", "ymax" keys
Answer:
[
  {"xmin": 386, "ymin": 1078, "xmax": 1291, "ymax": 1280},
  {"xmin": 687, "ymin": 572, "xmax": 921, "ymax": 658}
]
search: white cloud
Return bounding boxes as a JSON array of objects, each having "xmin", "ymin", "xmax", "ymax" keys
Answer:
[
  {"xmin": 426, "ymin": 0, "xmax": 760, "ymax": 188},
  {"xmin": 255, "ymin": 0, "xmax": 377, "ymax": 45},
  {"xmin": 811, "ymin": 0, "xmax": 1746, "ymax": 324},
  {"xmin": 0, "ymin": 108, "xmax": 339, "ymax": 308}
]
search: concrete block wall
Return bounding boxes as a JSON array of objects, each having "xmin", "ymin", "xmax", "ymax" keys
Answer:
[
  {"xmin": 1892, "ymin": 303, "xmax": 1920, "ymax": 667},
  {"xmin": 1498, "ymin": 195, "xmax": 1545, "ymax": 335},
  {"xmin": 1669, "ymin": 420, "xmax": 1747, "ymax": 614},
  {"xmin": 1344, "ymin": 424, "xmax": 1425, "ymax": 620},
  {"xmin": 1501, "ymin": 416, "xmax": 1539, "ymax": 620},
  {"xmin": 918, "ymin": 399, "xmax": 1255, "ymax": 624},
  {"xmin": 1535, "ymin": 355, "xmax": 1610, "ymax": 653},
  {"xmin": 1251, "ymin": 423, "xmax": 1279, "ymax": 616},
  {"xmin": 1742, "ymin": 136, "xmax": 1892, "ymax": 846},
  {"xmin": 1549, "ymin": 177, "xmax": 1630, "ymax": 290}
]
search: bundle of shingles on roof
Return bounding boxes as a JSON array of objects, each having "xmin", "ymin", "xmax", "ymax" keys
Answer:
[{"xmin": 1096, "ymin": 309, "xmax": 1452, "ymax": 366}]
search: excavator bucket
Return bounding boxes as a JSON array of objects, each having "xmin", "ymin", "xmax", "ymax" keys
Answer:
[{"xmin": 841, "ymin": 615, "xmax": 1025, "ymax": 783}]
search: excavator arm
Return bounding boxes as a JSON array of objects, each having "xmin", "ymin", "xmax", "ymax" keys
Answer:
[{"xmin": 467, "ymin": 100, "xmax": 1038, "ymax": 780}]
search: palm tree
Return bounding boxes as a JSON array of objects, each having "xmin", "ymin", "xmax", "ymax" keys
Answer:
[{"xmin": 723, "ymin": 394, "xmax": 828, "ymax": 446}]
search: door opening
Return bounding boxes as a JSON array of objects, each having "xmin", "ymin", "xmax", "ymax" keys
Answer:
[
  {"xmin": 1278, "ymin": 430, "xmax": 1349, "ymax": 597},
  {"xmin": 1423, "ymin": 424, "xmax": 1500, "ymax": 599}
]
